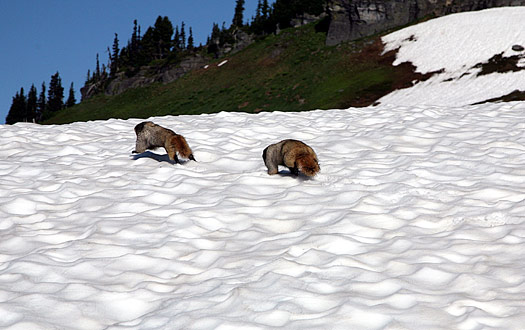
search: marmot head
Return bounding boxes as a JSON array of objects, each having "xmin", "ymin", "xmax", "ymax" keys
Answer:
[{"xmin": 296, "ymin": 154, "xmax": 320, "ymax": 177}]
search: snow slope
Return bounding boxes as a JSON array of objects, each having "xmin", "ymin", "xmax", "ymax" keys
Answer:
[
  {"xmin": 2, "ymin": 7, "xmax": 525, "ymax": 330},
  {"xmin": 2, "ymin": 101, "xmax": 525, "ymax": 329},
  {"xmin": 379, "ymin": 7, "xmax": 525, "ymax": 107}
]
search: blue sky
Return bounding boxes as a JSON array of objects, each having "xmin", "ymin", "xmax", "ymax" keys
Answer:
[{"xmin": 0, "ymin": 0, "xmax": 267, "ymax": 124}]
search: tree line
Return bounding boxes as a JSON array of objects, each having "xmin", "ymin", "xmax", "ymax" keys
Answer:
[
  {"xmin": 5, "ymin": 0, "xmax": 326, "ymax": 124},
  {"xmin": 87, "ymin": 16, "xmax": 197, "ymax": 85},
  {"xmin": 6, "ymin": 72, "xmax": 76, "ymax": 124},
  {"xmin": 86, "ymin": 0, "xmax": 326, "ymax": 87},
  {"xmin": 209, "ymin": 0, "xmax": 326, "ymax": 55}
]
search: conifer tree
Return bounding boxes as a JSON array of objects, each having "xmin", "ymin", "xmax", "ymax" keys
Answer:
[
  {"xmin": 47, "ymin": 72, "xmax": 64, "ymax": 116},
  {"xmin": 262, "ymin": 0, "xmax": 270, "ymax": 19},
  {"xmin": 252, "ymin": 0, "xmax": 265, "ymax": 34},
  {"xmin": 233, "ymin": 0, "xmax": 246, "ymax": 27},
  {"xmin": 36, "ymin": 82, "xmax": 46, "ymax": 122},
  {"xmin": 256, "ymin": 0, "xmax": 262, "ymax": 18},
  {"xmin": 208, "ymin": 23, "xmax": 221, "ymax": 55},
  {"xmin": 180, "ymin": 21, "xmax": 186, "ymax": 50},
  {"xmin": 110, "ymin": 33, "xmax": 120, "ymax": 76},
  {"xmin": 5, "ymin": 88, "xmax": 26, "ymax": 124},
  {"xmin": 86, "ymin": 69, "xmax": 91, "ymax": 84},
  {"xmin": 95, "ymin": 53, "xmax": 101, "ymax": 81},
  {"xmin": 140, "ymin": 26, "xmax": 156, "ymax": 62},
  {"xmin": 187, "ymin": 27, "xmax": 194, "ymax": 50},
  {"xmin": 152, "ymin": 16, "xmax": 174, "ymax": 59},
  {"xmin": 5, "ymin": 93, "xmax": 19, "ymax": 125},
  {"xmin": 26, "ymin": 84, "xmax": 38, "ymax": 123},
  {"xmin": 131, "ymin": 20, "xmax": 140, "ymax": 56},
  {"xmin": 101, "ymin": 64, "xmax": 107, "ymax": 78},
  {"xmin": 173, "ymin": 26, "xmax": 180, "ymax": 52},
  {"xmin": 66, "ymin": 82, "xmax": 76, "ymax": 108}
]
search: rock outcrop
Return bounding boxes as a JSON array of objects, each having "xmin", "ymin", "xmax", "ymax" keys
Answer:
[
  {"xmin": 82, "ymin": 31, "xmax": 254, "ymax": 100},
  {"xmin": 81, "ymin": 55, "xmax": 207, "ymax": 100},
  {"xmin": 326, "ymin": 0, "xmax": 525, "ymax": 46}
]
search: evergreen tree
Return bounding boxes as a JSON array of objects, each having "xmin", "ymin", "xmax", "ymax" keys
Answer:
[
  {"xmin": 208, "ymin": 23, "xmax": 221, "ymax": 55},
  {"xmin": 180, "ymin": 21, "xmax": 186, "ymax": 50},
  {"xmin": 101, "ymin": 64, "xmax": 107, "ymax": 79},
  {"xmin": 66, "ymin": 82, "xmax": 76, "ymax": 108},
  {"xmin": 36, "ymin": 82, "xmax": 46, "ymax": 122},
  {"xmin": 95, "ymin": 53, "xmax": 101, "ymax": 81},
  {"xmin": 152, "ymin": 16, "xmax": 174, "ymax": 59},
  {"xmin": 5, "ymin": 93, "xmax": 19, "ymax": 125},
  {"xmin": 110, "ymin": 33, "xmax": 119, "ymax": 76},
  {"xmin": 18, "ymin": 88, "xmax": 27, "ymax": 122},
  {"xmin": 107, "ymin": 47, "xmax": 112, "ymax": 73},
  {"xmin": 139, "ymin": 16, "xmax": 173, "ymax": 61},
  {"xmin": 47, "ymin": 72, "xmax": 64, "ymax": 116},
  {"xmin": 251, "ymin": 0, "xmax": 265, "ymax": 34},
  {"xmin": 173, "ymin": 26, "xmax": 180, "ymax": 52},
  {"xmin": 256, "ymin": 0, "xmax": 262, "ymax": 20},
  {"xmin": 86, "ymin": 69, "xmax": 91, "ymax": 84},
  {"xmin": 187, "ymin": 27, "xmax": 194, "ymax": 50},
  {"xmin": 233, "ymin": 0, "xmax": 246, "ymax": 27},
  {"xmin": 272, "ymin": 0, "xmax": 295, "ymax": 30},
  {"xmin": 271, "ymin": 0, "xmax": 325, "ymax": 31},
  {"xmin": 26, "ymin": 84, "xmax": 38, "ymax": 123},
  {"xmin": 261, "ymin": 0, "xmax": 273, "ymax": 34},
  {"xmin": 131, "ymin": 19, "xmax": 140, "ymax": 55},
  {"xmin": 140, "ymin": 26, "xmax": 156, "ymax": 62},
  {"xmin": 262, "ymin": 0, "xmax": 270, "ymax": 19},
  {"xmin": 5, "ymin": 88, "xmax": 26, "ymax": 124}
]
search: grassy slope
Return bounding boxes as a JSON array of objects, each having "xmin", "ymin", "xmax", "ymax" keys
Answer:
[{"xmin": 46, "ymin": 23, "xmax": 409, "ymax": 124}]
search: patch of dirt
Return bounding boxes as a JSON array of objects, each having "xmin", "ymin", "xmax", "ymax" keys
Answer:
[
  {"xmin": 475, "ymin": 52, "xmax": 525, "ymax": 76},
  {"xmin": 472, "ymin": 89, "xmax": 525, "ymax": 105},
  {"xmin": 345, "ymin": 38, "xmax": 442, "ymax": 107}
]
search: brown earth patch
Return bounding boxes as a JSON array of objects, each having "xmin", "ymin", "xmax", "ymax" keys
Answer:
[
  {"xmin": 345, "ymin": 38, "xmax": 442, "ymax": 107},
  {"xmin": 472, "ymin": 89, "xmax": 525, "ymax": 105},
  {"xmin": 475, "ymin": 52, "xmax": 525, "ymax": 76}
]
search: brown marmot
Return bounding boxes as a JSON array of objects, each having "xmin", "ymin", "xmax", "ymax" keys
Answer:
[
  {"xmin": 132, "ymin": 121, "xmax": 196, "ymax": 164},
  {"xmin": 262, "ymin": 139, "xmax": 320, "ymax": 177}
]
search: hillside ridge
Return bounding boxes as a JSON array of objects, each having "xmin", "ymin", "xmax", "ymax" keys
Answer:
[{"xmin": 47, "ymin": 1, "xmax": 525, "ymax": 124}]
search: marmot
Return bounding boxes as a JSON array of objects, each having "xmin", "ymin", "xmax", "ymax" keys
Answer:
[
  {"xmin": 132, "ymin": 121, "xmax": 196, "ymax": 163},
  {"xmin": 262, "ymin": 139, "xmax": 320, "ymax": 177}
]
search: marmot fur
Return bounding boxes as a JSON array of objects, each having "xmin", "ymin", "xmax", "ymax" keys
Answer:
[
  {"xmin": 262, "ymin": 139, "xmax": 320, "ymax": 177},
  {"xmin": 133, "ymin": 121, "xmax": 196, "ymax": 163}
]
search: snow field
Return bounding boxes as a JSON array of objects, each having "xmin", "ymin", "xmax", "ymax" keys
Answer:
[
  {"xmin": 379, "ymin": 7, "xmax": 525, "ymax": 107},
  {"xmin": 1, "ymin": 101, "xmax": 525, "ymax": 329}
]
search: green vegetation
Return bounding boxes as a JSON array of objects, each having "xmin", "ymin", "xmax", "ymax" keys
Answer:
[{"xmin": 45, "ymin": 22, "xmax": 411, "ymax": 124}]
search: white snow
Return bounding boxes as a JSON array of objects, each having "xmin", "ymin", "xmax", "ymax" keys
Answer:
[
  {"xmin": 2, "ymin": 6, "xmax": 525, "ymax": 330},
  {"xmin": 2, "ymin": 102, "xmax": 525, "ymax": 329},
  {"xmin": 379, "ymin": 7, "xmax": 525, "ymax": 107}
]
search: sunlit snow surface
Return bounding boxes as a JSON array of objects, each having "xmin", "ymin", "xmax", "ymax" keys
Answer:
[
  {"xmin": 2, "ymin": 102, "xmax": 525, "ymax": 329},
  {"xmin": 379, "ymin": 7, "xmax": 525, "ymax": 107}
]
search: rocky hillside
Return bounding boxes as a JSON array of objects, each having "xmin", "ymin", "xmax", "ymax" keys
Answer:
[
  {"xmin": 51, "ymin": 0, "xmax": 525, "ymax": 125},
  {"xmin": 327, "ymin": 0, "xmax": 525, "ymax": 45},
  {"xmin": 80, "ymin": 0, "xmax": 525, "ymax": 103}
]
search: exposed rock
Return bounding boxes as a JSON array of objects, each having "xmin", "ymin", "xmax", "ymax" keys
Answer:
[
  {"xmin": 326, "ymin": 0, "xmax": 525, "ymax": 46},
  {"xmin": 213, "ymin": 29, "xmax": 255, "ymax": 58},
  {"xmin": 81, "ymin": 54, "xmax": 207, "ymax": 100},
  {"xmin": 82, "ymin": 29, "xmax": 255, "ymax": 101},
  {"xmin": 512, "ymin": 44, "xmax": 524, "ymax": 52},
  {"xmin": 291, "ymin": 13, "xmax": 328, "ymax": 28}
]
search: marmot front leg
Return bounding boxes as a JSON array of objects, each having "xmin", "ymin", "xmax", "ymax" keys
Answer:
[
  {"xmin": 133, "ymin": 140, "xmax": 147, "ymax": 154},
  {"xmin": 266, "ymin": 162, "xmax": 279, "ymax": 175},
  {"xmin": 166, "ymin": 147, "xmax": 180, "ymax": 164}
]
